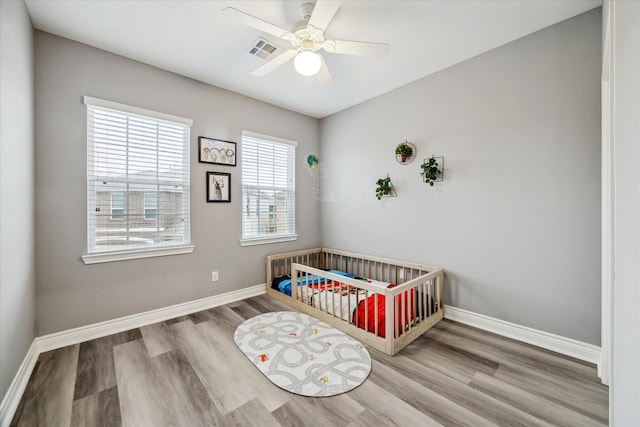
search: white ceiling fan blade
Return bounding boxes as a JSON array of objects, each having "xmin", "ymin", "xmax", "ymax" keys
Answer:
[
  {"xmin": 316, "ymin": 56, "xmax": 333, "ymax": 86},
  {"xmin": 251, "ymin": 49, "xmax": 297, "ymax": 76},
  {"xmin": 323, "ymin": 39, "xmax": 390, "ymax": 57},
  {"xmin": 308, "ymin": 1, "xmax": 342, "ymax": 33},
  {"xmin": 224, "ymin": 7, "xmax": 295, "ymax": 41}
]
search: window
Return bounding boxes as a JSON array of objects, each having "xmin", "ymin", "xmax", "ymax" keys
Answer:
[
  {"xmin": 83, "ymin": 96, "xmax": 193, "ymax": 263},
  {"xmin": 144, "ymin": 192, "xmax": 158, "ymax": 220},
  {"xmin": 241, "ymin": 131, "xmax": 297, "ymax": 245},
  {"xmin": 111, "ymin": 193, "xmax": 124, "ymax": 219}
]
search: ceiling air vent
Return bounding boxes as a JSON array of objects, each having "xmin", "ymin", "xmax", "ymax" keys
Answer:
[{"xmin": 248, "ymin": 37, "xmax": 279, "ymax": 60}]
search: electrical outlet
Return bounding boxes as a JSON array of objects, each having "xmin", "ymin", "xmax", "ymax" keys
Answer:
[{"xmin": 211, "ymin": 271, "xmax": 219, "ymax": 282}]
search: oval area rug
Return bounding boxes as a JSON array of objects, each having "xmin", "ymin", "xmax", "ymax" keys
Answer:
[{"xmin": 234, "ymin": 311, "xmax": 371, "ymax": 397}]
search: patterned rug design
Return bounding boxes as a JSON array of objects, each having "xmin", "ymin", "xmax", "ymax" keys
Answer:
[{"xmin": 234, "ymin": 311, "xmax": 371, "ymax": 397}]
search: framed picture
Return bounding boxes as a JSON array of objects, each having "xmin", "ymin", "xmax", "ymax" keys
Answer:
[
  {"xmin": 207, "ymin": 172, "xmax": 231, "ymax": 203},
  {"xmin": 199, "ymin": 136, "xmax": 236, "ymax": 166}
]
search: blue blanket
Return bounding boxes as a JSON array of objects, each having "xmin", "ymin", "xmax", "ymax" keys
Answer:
[{"xmin": 279, "ymin": 270, "xmax": 355, "ymax": 296}]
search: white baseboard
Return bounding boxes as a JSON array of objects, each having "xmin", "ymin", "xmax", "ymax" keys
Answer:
[
  {"xmin": 37, "ymin": 283, "xmax": 267, "ymax": 353},
  {"xmin": 0, "ymin": 341, "xmax": 39, "ymax": 427},
  {"xmin": 0, "ymin": 284, "xmax": 266, "ymax": 426},
  {"xmin": 444, "ymin": 305, "xmax": 602, "ymax": 371}
]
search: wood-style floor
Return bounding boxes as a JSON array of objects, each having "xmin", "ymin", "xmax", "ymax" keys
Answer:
[{"xmin": 11, "ymin": 295, "xmax": 608, "ymax": 426}]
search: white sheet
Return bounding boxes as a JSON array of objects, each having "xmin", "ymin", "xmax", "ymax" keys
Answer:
[{"xmin": 296, "ymin": 276, "xmax": 391, "ymax": 322}]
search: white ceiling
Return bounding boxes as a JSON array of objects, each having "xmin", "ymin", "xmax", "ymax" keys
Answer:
[{"xmin": 24, "ymin": 0, "xmax": 601, "ymax": 119}]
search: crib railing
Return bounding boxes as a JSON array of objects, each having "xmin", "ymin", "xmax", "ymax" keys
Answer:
[{"xmin": 266, "ymin": 248, "xmax": 444, "ymax": 355}]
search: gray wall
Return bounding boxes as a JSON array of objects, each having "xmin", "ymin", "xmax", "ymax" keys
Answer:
[
  {"xmin": 34, "ymin": 32, "xmax": 321, "ymax": 335},
  {"xmin": 610, "ymin": 1, "xmax": 640, "ymax": 424},
  {"xmin": 320, "ymin": 10, "xmax": 602, "ymax": 345},
  {"xmin": 0, "ymin": 1, "xmax": 36, "ymax": 398}
]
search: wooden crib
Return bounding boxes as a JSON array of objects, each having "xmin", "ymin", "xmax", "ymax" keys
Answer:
[{"xmin": 266, "ymin": 248, "xmax": 444, "ymax": 356}]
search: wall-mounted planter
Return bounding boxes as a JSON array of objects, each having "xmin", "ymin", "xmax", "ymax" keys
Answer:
[
  {"xmin": 375, "ymin": 174, "xmax": 397, "ymax": 200},
  {"xmin": 420, "ymin": 156, "xmax": 444, "ymax": 186},
  {"xmin": 395, "ymin": 141, "xmax": 416, "ymax": 165}
]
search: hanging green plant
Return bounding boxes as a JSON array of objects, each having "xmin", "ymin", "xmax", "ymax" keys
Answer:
[
  {"xmin": 420, "ymin": 156, "xmax": 442, "ymax": 187},
  {"xmin": 375, "ymin": 175, "xmax": 392, "ymax": 200},
  {"xmin": 395, "ymin": 141, "xmax": 414, "ymax": 163}
]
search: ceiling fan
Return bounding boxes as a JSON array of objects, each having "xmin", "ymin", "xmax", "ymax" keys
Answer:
[{"xmin": 224, "ymin": 1, "xmax": 390, "ymax": 85}]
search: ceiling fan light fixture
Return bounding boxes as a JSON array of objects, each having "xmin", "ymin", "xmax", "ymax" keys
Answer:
[{"xmin": 294, "ymin": 50, "xmax": 322, "ymax": 76}]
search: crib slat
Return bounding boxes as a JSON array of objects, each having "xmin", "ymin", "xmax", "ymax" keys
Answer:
[
  {"xmin": 431, "ymin": 280, "xmax": 435, "ymax": 316},
  {"xmin": 374, "ymin": 293, "xmax": 379, "ymax": 336},
  {"xmin": 331, "ymin": 279, "xmax": 336, "ymax": 319},
  {"xmin": 401, "ymin": 290, "xmax": 406, "ymax": 335},
  {"xmin": 354, "ymin": 287, "xmax": 359, "ymax": 325},
  {"xmin": 339, "ymin": 282, "xmax": 344, "ymax": 322},
  {"xmin": 351, "ymin": 286, "xmax": 355, "ymax": 325},
  {"xmin": 418, "ymin": 282, "xmax": 423, "ymax": 321},
  {"xmin": 322, "ymin": 282, "xmax": 329, "ymax": 313},
  {"xmin": 364, "ymin": 289, "xmax": 368, "ymax": 333},
  {"xmin": 385, "ymin": 290, "xmax": 394, "ymax": 354}
]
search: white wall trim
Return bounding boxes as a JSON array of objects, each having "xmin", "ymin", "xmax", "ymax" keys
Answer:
[
  {"xmin": 240, "ymin": 235, "xmax": 298, "ymax": 247},
  {"xmin": 445, "ymin": 305, "xmax": 602, "ymax": 369},
  {"xmin": 37, "ymin": 283, "xmax": 266, "ymax": 352},
  {"xmin": 0, "ymin": 284, "xmax": 266, "ymax": 425},
  {"xmin": 0, "ymin": 341, "xmax": 39, "ymax": 427},
  {"xmin": 600, "ymin": 0, "xmax": 613, "ymax": 388},
  {"xmin": 82, "ymin": 96, "xmax": 193, "ymax": 126},
  {"xmin": 81, "ymin": 244, "xmax": 195, "ymax": 265}
]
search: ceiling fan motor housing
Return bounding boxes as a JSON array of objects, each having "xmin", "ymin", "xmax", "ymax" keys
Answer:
[
  {"xmin": 299, "ymin": 3, "xmax": 315, "ymax": 20},
  {"xmin": 293, "ymin": 2, "xmax": 324, "ymax": 51}
]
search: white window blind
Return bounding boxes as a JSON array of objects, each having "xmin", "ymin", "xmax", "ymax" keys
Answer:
[
  {"xmin": 241, "ymin": 131, "xmax": 296, "ymax": 244},
  {"xmin": 111, "ymin": 193, "xmax": 124, "ymax": 220},
  {"xmin": 144, "ymin": 193, "xmax": 158, "ymax": 220},
  {"xmin": 84, "ymin": 96, "xmax": 192, "ymax": 255}
]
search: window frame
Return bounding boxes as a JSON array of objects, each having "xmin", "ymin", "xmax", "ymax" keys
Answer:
[
  {"xmin": 82, "ymin": 96, "xmax": 194, "ymax": 264},
  {"xmin": 240, "ymin": 130, "xmax": 297, "ymax": 247}
]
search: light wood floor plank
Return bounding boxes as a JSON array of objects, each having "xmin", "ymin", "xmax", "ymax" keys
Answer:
[
  {"xmin": 367, "ymin": 359, "xmax": 499, "ymax": 427},
  {"xmin": 348, "ymin": 378, "xmax": 442, "ymax": 426},
  {"xmin": 164, "ymin": 315, "xmax": 191, "ymax": 325},
  {"xmin": 140, "ymin": 321, "xmax": 176, "ymax": 357},
  {"xmin": 150, "ymin": 348, "xmax": 223, "ymax": 426},
  {"xmin": 73, "ymin": 329, "xmax": 141, "ymax": 401},
  {"xmin": 114, "ymin": 340, "xmax": 178, "ymax": 427},
  {"xmin": 70, "ymin": 386, "xmax": 121, "ymax": 427},
  {"xmin": 271, "ymin": 397, "xmax": 340, "ymax": 427},
  {"xmin": 229, "ymin": 300, "xmax": 264, "ymax": 320},
  {"xmin": 437, "ymin": 320, "xmax": 600, "ymax": 382},
  {"xmin": 244, "ymin": 295, "xmax": 291, "ymax": 314},
  {"xmin": 470, "ymin": 371, "xmax": 607, "ymax": 427},
  {"xmin": 493, "ymin": 364, "xmax": 609, "ymax": 423},
  {"xmin": 427, "ymin": 324, "xmax": 599, "ymax": 385},
  {"xmin": 200, "ymin": 305, "xmax": 247, "ymax": 334},
  {"xmin": 222, "ymin": 398, "xmax": 281, "ymax": 427},
  {"xmin": 169, "ymin": 319, "xmax": 255, "ymax": 414},
  {"xmin": 294, "ymin": 393, "xmax": 365, "ymax": 427},
  {"xmin": 401, "ymin": 335, "xmax": 499, "ymax": 382},
  {"xmin": 197, "ymin": 316, "xmax": 292, "ymax": 412},
  {"xmin": 369, "ymin": 347, "xmax": 554, "ymax": 427},
  {"xmin": 12, "ymin": 345, "xmax": 79, "ymax": 427},
  {"xmin": 347, "ymin": 408, "xmax": 411, "ymax": 427}
]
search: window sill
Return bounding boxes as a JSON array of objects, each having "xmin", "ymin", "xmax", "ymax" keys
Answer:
[
  {"xmin": 240, "ymin": 235, "xmax": 298, "ymax": 247},
  {"xmin": 82, "ymin": 244, "xmax": 195, "ymax": 265}
]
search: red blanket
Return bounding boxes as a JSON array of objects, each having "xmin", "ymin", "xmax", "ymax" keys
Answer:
[{"xmin": 352, "ymin": 286, "xmax": 415, "ymax": 338}]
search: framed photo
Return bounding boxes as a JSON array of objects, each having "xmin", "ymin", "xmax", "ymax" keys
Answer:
[
  {"xmin": 199, "ymin": 136, "xmax": 236, "ymax": 166},
  {"xmin": 207, "ymin": 172, "xmax": 231, "ymax": 203}
]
